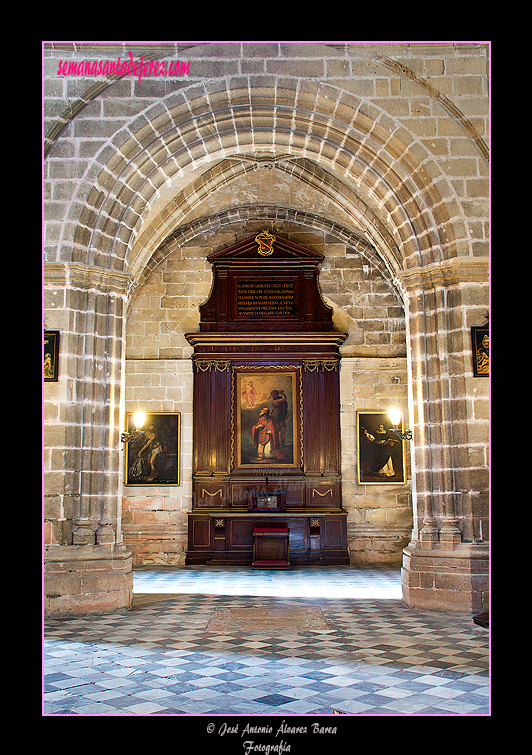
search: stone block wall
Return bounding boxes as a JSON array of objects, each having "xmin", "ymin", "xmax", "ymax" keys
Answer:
[
  {"xmin": 122, "ymin": 359, "xmax": 192, "ymax": 565},
  {"xmin": 340, "ymin": 357, "xmax": 411, "ymax": 564}
]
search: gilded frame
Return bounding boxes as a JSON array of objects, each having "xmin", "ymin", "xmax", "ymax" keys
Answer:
[
  {"xmin": 124, "ymin": 411, "xmax": 180, "ymax": 486},
  {"xmin": 232, "ymin": 367, "xmax": 301, "ymax": 469},
  {"xmin": 357, "ymin": 410, "xmax": 407, "ymax": 485},
  {"xmin": 471, "ymin": 326, "xmax": 489, "ymax": 377},
  {"xmin": 44, "ymin": 330, "xmax": 60, "ymax": 382}
]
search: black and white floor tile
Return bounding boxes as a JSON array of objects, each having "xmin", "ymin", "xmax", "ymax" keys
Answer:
[{"xmin": 43, "ymin": 566, "xmax": 489, "ymax": 716}]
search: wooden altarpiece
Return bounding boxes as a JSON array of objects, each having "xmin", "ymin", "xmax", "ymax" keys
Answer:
[{"xmin": 185, "ymin": 231, "xmax": 350, "ymax": 566}]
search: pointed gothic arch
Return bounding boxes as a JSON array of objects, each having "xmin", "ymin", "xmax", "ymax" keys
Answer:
[{"xmin": 61, "ymin": 77, "xmax": 464, "ymax": 280}]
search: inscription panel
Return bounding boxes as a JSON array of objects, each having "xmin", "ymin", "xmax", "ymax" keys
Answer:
[{"xmin": 236, "ymin": 280, "xmax": 296, "ymax": 318}]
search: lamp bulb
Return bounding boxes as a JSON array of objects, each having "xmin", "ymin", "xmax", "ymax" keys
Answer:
[
  {"xmin": 133, "ymin": 411, "xmax": 146, "ymax": 430},
  {"xmin": 388, "ymin": 407, "xmax": 401, "ymax": 427}
]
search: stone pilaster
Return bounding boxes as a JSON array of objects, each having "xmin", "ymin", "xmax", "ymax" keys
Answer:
[
  {"xmin": 44, "ymin": 545, "xmax": 133, "ymax": 617},
  {"xmin": 401, "ymin": 542, "xmax": 489, "ymax": 613},
  {"xmin": 44, "ymin": 263, "xmax": 134, "ymax": 616},
  {"xmin": 397, "ymin": 258, "xmax": 489, "ymax": 611}
]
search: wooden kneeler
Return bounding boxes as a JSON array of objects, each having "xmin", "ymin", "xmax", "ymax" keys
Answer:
[{"xmin": 252, "ymin": 528, "xmax": 290, "ymax": 569}]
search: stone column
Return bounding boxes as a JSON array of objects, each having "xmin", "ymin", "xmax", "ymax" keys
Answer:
[
  {"xmin": 398, "ymin": 259, "xmax": 489, "ymax": 612},
  {"xmin": 44, "ymin": 263, "xmax": 133, "ymax": 616}
]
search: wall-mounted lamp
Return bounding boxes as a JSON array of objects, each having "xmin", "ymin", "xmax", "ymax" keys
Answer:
[
  {"xmin": 388, "ymin": 407, "xmax": 413, "ymax": 441},
  {"xmin": 121, "ymin": 411, "xmax": 146, "ymax": 443}
]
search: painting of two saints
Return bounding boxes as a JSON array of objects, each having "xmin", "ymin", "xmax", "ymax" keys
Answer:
[{"xmin": 237, "ymin": 372, "xmax": 296, "ymax": 467}]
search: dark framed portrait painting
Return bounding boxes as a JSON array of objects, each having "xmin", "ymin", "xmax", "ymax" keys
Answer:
[
  {"xmin": 471, "ymin": 326, "xmax": 489, "ymax": 377},
  {"xmin": 44, "ymin": 331, "xmax": 60, "ymax": 382},
  {"xmin": 124, "ymin": 412, "xmax": 180, "ymax": 486},
  {"xmin": 233, "ymin": 368, "xmax": 300, "ymax": 469},
  {"xmin": 357, "ymin": 410, "xmax": 406, "ymax": 485}
]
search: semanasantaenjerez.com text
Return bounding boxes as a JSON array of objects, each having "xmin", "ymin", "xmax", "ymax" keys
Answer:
[{"xmin": 56, "ymin": 51, "xmax": 190, "ymax": 82}]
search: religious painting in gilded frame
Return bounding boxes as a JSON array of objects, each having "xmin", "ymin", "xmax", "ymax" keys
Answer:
[
  {"xmin": 471, "ymin": 326, "xmax": 489, "ymax": 377},
  {"xmin": 44, "ymin": 330, "xmax": 60, "ymax": 382},
  {"xmin": 233, "ymin": 368, "xmax": 300, "ymax": 469},
  {"xmin": 356, "ymin": 410, "xmax": 406, "ymax": 485},
  {"xmin": 124, "ymin": 412, "xmax": 180, "ymax": 486}
]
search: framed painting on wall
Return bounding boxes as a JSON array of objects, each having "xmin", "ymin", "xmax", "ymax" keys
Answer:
[
  {"xmin": 124, "ymin": 412, "xmax": 180, "ymax": 486},
  {"xmin": 44, "ymin": 331, "xmax": 60, "ymax": 382},
  {"xmin": 357, "ymin": 410, "xmax": 406, "ymax": 484},
  {"xmin": 471, "ymin": 326, "xmax": 489, "ymax": 377},
  {"xmin": 233, "ymin": 368, "xmax": 300, "ymax": 469}
]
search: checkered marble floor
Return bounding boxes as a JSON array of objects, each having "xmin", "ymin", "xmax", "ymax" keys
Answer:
[{"xmin": 43, "ymin": 566, "xmax": 489, "ymax": 716}]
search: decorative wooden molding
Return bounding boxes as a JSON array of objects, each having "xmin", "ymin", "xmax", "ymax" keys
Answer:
[
  {"xmin": 186, "ymin": 333, "xmax": 348, "ymax": 350},
  {"xmin": 201, "ymin": 488, "xmax": 223, "ymax": 499},
  {"xmin": 195, "ymin": 360, "xmax": 231, "ymax": 373},
  {"xmin": 303, "ymin": 359, "xmax": 339, "ymax": 372},
  {"xmin": 312, "ymin": 488, "xmax": 333, "ymax": 498},
  {"xmin": 190, "ymin": 232, "xmax": 336, "ymax": 333}
]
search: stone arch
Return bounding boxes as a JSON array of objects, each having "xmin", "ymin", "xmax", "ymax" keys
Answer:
[
  {"xmin": 130, "ymin": 204, "xmax": 398, "ymax": 300},
  {"xmin": 64, "ymin": 77, "xmax": 465, "ymax": 282},
  {"xmin": 127, "ymin": 156, "xmax": 403, "ymax": 291},
  {"xmin": 67, "ymin": 79, "xmax": 476, "ymax": 552}
]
